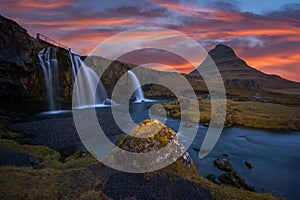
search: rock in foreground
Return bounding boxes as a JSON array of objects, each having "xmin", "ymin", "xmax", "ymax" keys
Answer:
[
  {"xmin": 104, "ymin": 119, "xmax": 193, "ymax": 172},
  {"xmin": 213, "ymin": 157, "xmax": 255, "ymax": 191}
]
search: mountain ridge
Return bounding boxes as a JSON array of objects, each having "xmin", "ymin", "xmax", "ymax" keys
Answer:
[{"xmin": 190, "ymin": 44, "xmax": 300, "ymax": 92}]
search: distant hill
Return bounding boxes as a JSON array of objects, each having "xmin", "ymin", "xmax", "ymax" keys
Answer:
[{"xmin": 190, "ymin": 44, "xmax": 300, "ymax": 93}]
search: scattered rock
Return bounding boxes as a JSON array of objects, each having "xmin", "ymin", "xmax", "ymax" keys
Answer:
[
  {"xmin": 218, "ymin": 171, "xmax": 255, "ymax": 191},
  {"xmin": 213, "ymin": 157, "xmax": 255, "ymax": 192},
  {"xmin": 244, "ymin": 161, "xmax": 253, "ymax": 169},
  {"xmin": 81, "ymin": 150, "xmax": 88, "ymax": 157},
  {"xmin": 29, "ymin": 156, "xmax": 40, "ymax": 165},
  {"xmin": 252, "ymin": 93, "xmax": 261, "ymax": 99},
  {"xmin": 213, "ymin": 157, "xmax": 232, "ymax": 172},
  {"xmin": 204, "ymin": 94, "xmax": 210, "ymax": 100},
  {"xmin": 226, "ymin": 79, "xmax": 259, "ymax": 90},
  {"xmin": 222, "ymin": 153, "xmax": 229, "ymax": 157},
  {"xmin": 206, "ymin": 173, "xmax": 216, "ymax": 183},
  {"xmin": 130, "ymin": 96, "xmax": 137, "ymax": 103},
  {"xmin": 58, "ymin": 144, "xmax": 78, "ymax": 158},
  {"xmin": 29, "ymin": 156, "xmax": 43, "ymax": 169},
  {"xmin": 182, "ymin": 152, "xmax": 193, "ymax": 168}
]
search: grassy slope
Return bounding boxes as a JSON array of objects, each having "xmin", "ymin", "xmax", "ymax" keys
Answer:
[{"xmin": 162, "ymin": 99, "xmax": 300, "ymax": 131}]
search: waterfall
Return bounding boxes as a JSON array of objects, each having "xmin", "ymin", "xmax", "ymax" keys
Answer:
[
  {"xmin": 128, "ymin": 70, "xmax": 145, "ymax": 102},
  {"xmin": 38, "ymin": 47, "xmax": 60, "ymax": 110},
  {"xmin": 69, "ymin": 53, "xmax": 109, "ymax": 108}
]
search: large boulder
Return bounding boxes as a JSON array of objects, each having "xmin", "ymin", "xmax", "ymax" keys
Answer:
[{"xmin": 104, "ymin": 119, "xmax": 193, "ymax": 172}]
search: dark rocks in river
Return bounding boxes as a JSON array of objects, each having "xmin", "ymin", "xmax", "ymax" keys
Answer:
[
  {"xmin": 206, "ymin": 173, "xmax": 216, "ymax": 183},
  {"xmin": 245, "ymin": 161, "xmax": 253, "ymax": 169},
  {"xmin": 222, "ymin": 153, "xmax": 229, "ymax": 157},
  {"xmin": 214, "ymin": 157, "xmax": 232, "ymax": 172},
  {"xmin": 218, "ymin": 171, "xmax": 255, "ymax": 191},
  {"xmin": 129, "ymin": 95, "xmax": 137, "ymax": 103},
  {"xmin": 213, "ymin": 157, "xmax": 255, "ymax": 191}
]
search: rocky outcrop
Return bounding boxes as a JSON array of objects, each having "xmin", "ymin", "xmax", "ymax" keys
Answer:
[
  {"xmin": 226, "ymin": 79, "xmax": 259, "ymax": 89},
  {"xmin": 0, "ymin": 15, "xmax": 73, "ymax": 108},
  {"xmin": 0, "ymin": 15, "xmax": 34, "ymax": 100}
]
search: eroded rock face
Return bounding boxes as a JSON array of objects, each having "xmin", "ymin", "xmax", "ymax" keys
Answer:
[
  {"xmin": 0, "ymin": 15, "xmax": 34, "ymax": 100},
  {"xmin": 104, "ymin": 119, "xmax": 193, "ymax": 172}
]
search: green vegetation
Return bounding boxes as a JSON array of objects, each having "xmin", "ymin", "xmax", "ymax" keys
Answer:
[
  {"xmin": 160, "ymin": 99, "xmax": 300, "ymax": 131},
  {"xmin": 0, "ymin": 136, "xmax": 106, "ymax": 200}
]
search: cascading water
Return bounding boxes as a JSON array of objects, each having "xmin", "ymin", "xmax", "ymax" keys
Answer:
[
  {"xmin": 69, "ymin": 53, "xmax": 109, "ymax": 108},
  {"xmin": 128, "ymin": 70, "xmax": 145, "ymax": 102},
  {"xmin": 38, "ymin": 47, "xmax": 60, "ymax": 110}
]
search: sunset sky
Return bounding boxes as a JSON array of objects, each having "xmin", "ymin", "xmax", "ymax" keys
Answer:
[{"xmin": 0, "ymin": 0, "xmax": 299, "ymax": 82}]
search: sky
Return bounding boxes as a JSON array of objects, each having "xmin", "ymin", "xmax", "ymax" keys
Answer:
[{"xmin": 0, "ymin": 0, "xmax": 299, "ymax": 82}]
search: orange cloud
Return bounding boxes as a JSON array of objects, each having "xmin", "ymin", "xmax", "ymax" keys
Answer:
[
  {"xmin": 23, "ymin": 18, "xmax": 138, "ymax": 30},
  {"xmin": 243, "ymin": 53, "xmax": 300, "ymax": 82},
  {"xmin": 18, "ymin": 0, "xmax": 73, "ymax": 9},
  {"xmin": 1, "ymin": 1, "xmax": 299, "ymax": 82},
  {"xmin": 0, "ymin": 0, "xmax": 73, "ymax": 11}
]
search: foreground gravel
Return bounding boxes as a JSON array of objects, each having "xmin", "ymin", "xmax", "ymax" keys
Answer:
[{"xmin": 104, "ymin": 172, "xmax": 215, "ymax": 200}]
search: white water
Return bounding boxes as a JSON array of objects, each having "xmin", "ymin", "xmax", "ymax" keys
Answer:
[
  {"xmin": 128, "ymin": 70, "xmax": 145, "ymax": 102},
  {"xmin": 38, "ymin": 47, "xmax": 60, "ymax": 110},
  {"xmin": 69, "ymin": 53, "xmax": 109, "ymax": 108}
]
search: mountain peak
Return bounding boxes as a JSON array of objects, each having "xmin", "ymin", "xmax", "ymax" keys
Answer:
[
  {"xmin": 209, "ymin": 44, "xmax": 236, "ymax": 58},
  {"xmin": 189, "ymin": 44, "xmax": 300, "ymax": 91}
]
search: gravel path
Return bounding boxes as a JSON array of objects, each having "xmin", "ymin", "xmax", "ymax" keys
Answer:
[
  {"xmin": 104, "ymin": 172, "xmax": 215, "ymax": 200},
  {"xmin": 8, "ymin": 109, "xmax": 125, "ymax": 153}
]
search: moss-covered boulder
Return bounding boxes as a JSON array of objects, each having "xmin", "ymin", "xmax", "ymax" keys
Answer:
[{"xmin": 104, "ymin": 119, "xmax": 193, "ymax": 172}]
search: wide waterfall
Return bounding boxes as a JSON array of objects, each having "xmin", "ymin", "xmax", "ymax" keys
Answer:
[
  {"xmin": 38, "ymin": 47, "xmax": 60, "ymax": 110},
  {"xmin": 128, "ymin": 70, "xmax": 145, "ymax": 102},
  {"xmin": 69, "ymin": 53, "xmax": 109, "ymax": 108}
]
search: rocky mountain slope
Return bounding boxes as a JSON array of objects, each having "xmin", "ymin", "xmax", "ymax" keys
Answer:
[{"xmin": 190, "ymin": 44, "xmax": 300, "ymax": 92}]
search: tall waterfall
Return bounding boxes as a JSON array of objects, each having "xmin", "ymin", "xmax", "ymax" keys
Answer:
[
  {"xmin": 128, "ymin": 70, "xmax": 145, "ymax": 102},
  {"xmin": 69, "ymin": 53, "xmax": 109, "ymax": 108},
  {"xmin": 38, "ymin": 47, "xmax": 60, "ymax": 110}
]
